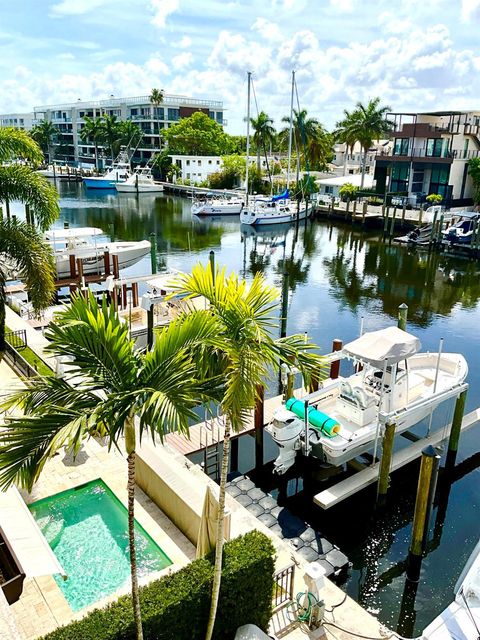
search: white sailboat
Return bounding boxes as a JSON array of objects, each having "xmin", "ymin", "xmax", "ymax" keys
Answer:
[
  {"xmin": 45, "ymin": 227, "xmax": 151, "ymax": 278},
  {"xmin": 115, "ymin": 165, "xmax": 163, "ymax": 193},
  {"xmin": 191, "ymin": 193, "xmax": 244, "ymax": 216},
  {"xmin": 268, "ymin": 326, "xmax": 468, "ymax": 473},
  {"xmin": 423, "ymin": 539, "xmax": 480, "ymax": 640},
  {"xmin": 83, "ymin": 150, "xmax": 132, "ymax": 189}
]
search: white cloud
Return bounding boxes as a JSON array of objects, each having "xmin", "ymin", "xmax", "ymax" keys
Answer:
[
  {"xmin": 50, "ymin": 0, "xmax": 110, "ymax": 16},
  {"xmin": 150, "ymin": 0, "xmax": 180, "ymax": 28},
  {"xmin": 57, "ymin": 52, "xmax": 76, "ymax": 60},
  {"xmin": 330, "ymin": 0, "xmax": 354, "ymax": 12},
  {"xmin": 172, "ymin": 52, "xmax": 193, "ymax": 69},
  {"xmin": 251, "ymin": 18, "xmax": 282, "ymax": 42},
  {"xmin": 462, "ymin": 0, "xmax": 480, "ymax": 21},
  {"xmin": 179, "ymin": 35, "xmax": 191, "ymax": 48}
]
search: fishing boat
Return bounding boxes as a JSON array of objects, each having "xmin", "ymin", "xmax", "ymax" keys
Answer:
[
  {"xmin": 441, "ymin": 211, "xmax": 480, "ymax": 245},
  {"xmin": 240, "ymin": 190, "xmax": 307, "ymax": 226},
  {"xmin": 423, "ymin": 539, "xmax": 480, "ymax": 639},
  {"xmin": 268, "ymin": 326, "xmax": 468, "ymax": 473},
  {"xmin": 83, "ymin": 151, "xmax": 132, "ymax": 189},
  {"xmin": 45, "ymin": 227, "xmax": 151, "ymax": 278},
  {"xmin": 191, "ymin": 193, "xmax": 244, "ymax": 216},
  {"xmin": 115, "ymin": 166, "xmax": 163, "ymax": 193}
]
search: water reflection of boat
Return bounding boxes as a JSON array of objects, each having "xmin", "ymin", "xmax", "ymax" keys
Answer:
[
  {"xmin": 422, "ymin": 539, "xmax": 480, "ymax": 640},
  {"xmin": 240, "ymin": 222, "xmax": 292, "ymax": 239},
  {"xmin": 268, "ymin": 326, "xmax": 468, "ymax": 473}
]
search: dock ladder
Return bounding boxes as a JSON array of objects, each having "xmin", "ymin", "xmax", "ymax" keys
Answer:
[{"xmin": 199, "ymin": 409, "xmax": 224, "ymax": 482}]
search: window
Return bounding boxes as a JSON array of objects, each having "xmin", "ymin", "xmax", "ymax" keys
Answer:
[
  {"xmin": 130, "ymin": 108, "xmax": 138, "ymax": 116},
  {"xmin": 390, "ymin": 164, "xmax": 409, "ymax": 193},
  {"xmin": 426, "ymin": 138, "xmax": 444, "ymax": 158},
  {"xmin": 325, "ymin": 186, "xmax": 333, "ymax": 194},
  {"xmin": 394, "ymin": 138, "xmax": 409, "ymax": 155},
  {"xmin": 411, "ymin": 169, "xmax": 425, "ymax": 194},
  {"xmin": 198, "ymin": 160, "xmax": 202, "ymax": 166},
  {"xmin": 167, "ymin": 108, "xmax": 179, "ymax": 121},
  {"xmin": 208, "ymin": 160, "xmax": 212, "ymax": 164},
  {"xmin": 429, "ymin": 166, "xmax": 450, "ymax": 197},
  {"xmin": 216, "ymin": 160, "xmax": 220, "ymax": 165},
  {"xmin": 154, "ymin": 107, "xmax": 164, "ymax": 119},
  {"xmin": 186, "ymin": 160, "xmax": 190, "ymax": 166}
]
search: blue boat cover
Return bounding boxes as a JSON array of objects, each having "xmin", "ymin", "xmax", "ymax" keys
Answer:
[{"xmin": 271, "ymin": 189, "xmax": 289, "ymax": 202}]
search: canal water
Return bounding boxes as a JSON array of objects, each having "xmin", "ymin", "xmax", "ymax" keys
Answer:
[{"xmin": 31, "ymin": 182, "xmax": 480, "ymax": 635}]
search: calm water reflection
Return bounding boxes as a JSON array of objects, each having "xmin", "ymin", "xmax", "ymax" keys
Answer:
[{"xmin": 23, "ymin": 181, "xmax": 480, "ymax": 635}]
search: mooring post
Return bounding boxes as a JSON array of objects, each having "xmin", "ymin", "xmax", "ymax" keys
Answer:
[
  {"xmin": 103, "ymin": 250, "xmax": 111, "ymax": 275},
  {"xmin": 122, "ymin": 283, "xmax": 128, "ymax": 309},
  {"xmin": 112, "ymin": 254, "xmax": 120, "ymax": 279},
  {"xmin": 254, "ymin": 384, "xmax": 265, "ymax": 470},
  {"xmin": 150, "ymin": 233, "xmax": 157, "ymax": 275},
  {"xmin": 330, "ymin": 338, "xmax": 343, "ymax": 379},
  {"xmin": 401, "ymin": 204, "xmax": 406, "ymax": 225},
  {"xmin": 398, "ymin": 303, "xmax": 408, "ymax": 331},
  {"xmin": 383, "ymin": 207, "xmax": 390, "ymax": 235},
  {"xmin": 418, "ymin": 205, "xmax": 423, "ymax": 226},
  {"xmin": 285, "ymin": 369, "xmax": 295, "ymax": 399},
  {"xmin": 131, "ymin": 282, "xmax": 139, "ymax": 307},
  {"xmin": 389, "ymin": 206, "xmax": 397, "ymax": 239},
  {"xmin": 209, "ymin": 250, "xmax": 215, "ymax": 285},
  {"xmin": 362, "ymin": 201, "xmax": 367, "ymax": 225},
  {"xmin": 147, "ymin": 304, "xmax": 154, "ymax": 350},
  {"xmin": 69, "ymin": 254, "xmax": 76, "ymax": 279},
  {"xmin": 345, "ymin": 198, "xmax": 350, "ymax": 218},
  {"xmin": 446, "ymin": 389, "xmax": 467, "ymax": 468},
  {"xmin": 352, "ymin": 199, "xmax": 357, "ymax": 221},
  {"xmin": 377, "ymin": 421, "xmax": 396, "ymax": 505},
  {"xmin": 280, "ymin": 272, "xmax": 289, "ymax": 338},
  {"xmin": 76, "ymin": 258, "xmax": 84, "ymax": 280},
  {"xmin": 407, "ymin": 446, "xmax": 441, "ymax": 581}
]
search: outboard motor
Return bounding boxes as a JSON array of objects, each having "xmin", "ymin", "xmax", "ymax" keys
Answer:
[{"xmin": 270, "ymin": 408, "xmax": 304, "ymax": 474}]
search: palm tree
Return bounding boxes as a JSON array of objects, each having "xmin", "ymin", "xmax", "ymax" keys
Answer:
[
  {"xmin": 30, "ymin": 121, "xmax": 58, "ymax": 164},
  {"xmin": 281, "ymin": 108, "xmax": 325, "ymax": 176},
  {"xmin": 0, "ymin": 127, "xmax": 59, "ymax": 348},
  {"xmin": 101, "ymin": 114, "xmax": 122, "ymax": 163},
  {"xmin": 79, "ymin": 116, "xmax": 104, "ymax": 171},
  {"xmin": 336, "ymin": 98, "xmax": 393, "ymax": 188},
  {"xmin": 250, "ymin": 111, "xmax": 276, "ymax": 171},
  {"xmin": 118, "ymin": 120, "xmax": 143, "ymax": 155},
  {"xmin": 150, "ymin": 88, "xmax": 165, "ymax": 139},
  {"xmin": 0, "ymin": 292, "xmax": 219, "ymax": 640},
  {"xmin": 172, "ymin": 264, "xmax": 325, "ymax": 640},
  {"xmin": 307, "ymin": 125, "xmax": 334, "ymax": 172},
  {"xmin": 334, "ymin": 108, "xmax": 359, "ymax": 176}
]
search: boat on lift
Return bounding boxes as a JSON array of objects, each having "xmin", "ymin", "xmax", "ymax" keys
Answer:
[
  {"xmin": 45, "ymin": 227, "xmax": 151, "ymax": 278},
  {"xmin": 441, "ymin": 211, "xmax": 480, "ymax": 245},
  {"xmin": 268, "ymin": 326, "xmax": 468, "ymax": 474},
  {"xmin": 115, "ymin": 165, "xmax": 163, "ymax": 193},
  {"xmin": 83, "ymin": 150, "xmax": 132, "ymax": 189},
  {"xmin": 423, "ymin": 539, "xmax": 480, "ymax": 639},
  {"xmin": 191, "ymin": 193, "xmax": 244, "ymax": 216}
]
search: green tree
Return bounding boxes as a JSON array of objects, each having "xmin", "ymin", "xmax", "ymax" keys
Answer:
[
  {"xmin": 250, "ymin": 111, "xmax": 276, "ymax": 171},
  {"xmin": 79, "ymin": 116, "xmax": 104, "ymax": 170},
  {"xmin": 281, "ymin": 109, "xmax": 332, "ymax": 173},
  {"xmin": 208, "ymin": 155, "xmax": 246, "ymax": 190},
  {"xmin": 163, "ymin": 112, "xmax": 232, "ymax": 156},
  {"xmin": 335, "ymin": 98, "xmax": 393, "ymax": 188},
  {"xmin": 339, "ymin": 182, "xmax": 359, "ymax": 201},
  {"xmin": 171, "ymin": 264, "xmax": 324, "ymax": 640},
  {"xmin": 118, "ymin": 120, "xmax": 143, "ymax": 154},
  {"xmin": 101, "ymin": 114, "xmax": 122, "ymax": 162},
  {"xmin": 0, "ymin": 292, "xmax": 219, "ymax": 640},
  {"xmin": 334, "ymin": 108, "xmax": 359, "ymax": 176},
  {"xmin": 30, "ymin": 121, "xmax": 59, "ymax": 164},
  {"xmin": 0, "ymin": 127, "xmax": 59, "ymax": 349},
  {"xmin": 468, "ymin": 157, "xmax": 480, "ymax": 204}
]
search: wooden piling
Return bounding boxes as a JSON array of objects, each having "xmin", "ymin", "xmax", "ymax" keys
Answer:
[
  {"xmin": 398, "ymin": 303, "xmax": 408, "ymax": 331},
  {"xmin": 407, "ymin": 445, "xmax": 441, "ymax": 581},
  {"xmin": 254, "ymin": 384, "xmax": 265, "ymax": 470},
  {"xmin": 112, "ymin": 254, "xmax": 120, "ymax": 279},
  {"xmin": 150, "ymin": 233, "xmax": 157, "ymax": 275},
  {"xmin": 352, "ymin": 200, "xmax": 357, "ymax": 220},
  {"xmin": 418, "ymin": 206, "xmax": 423, "ymax": 226},
  {"xmin": 147, "ymin": 305, "xmax": 154, "ymax": 350},
  {"xmin": 383, "ymin": 207, "xmax": 390, "ymax": 235},
  {"xmin": 131, "ymin": 282, "xmax": 139, "ymax": 308},
  {"xmin": 345, "ymin": 199, "xmax": 350, "ymax": 218},
  {"xmin": 280, "ymin": 272, "xmax": 289, "ymax": 338},
  {"xmin": 25, "ymin": 204, "xmax": 31, "ymax": 225},
  {"xmin": 401, "ymin": 205, "xmax": 406, "ymax": 225},
  {"xmin": 69, "ymin": 254, "xmax": 76, "ymax": 278},
  {"xmin": 209, "ymin": 250, "xmax": 215, "ymax": 285},
  {"xmin": 362, "ymin": 201, "xmax": 367, "ymax": 225},
  {"xmin": 103, "ymin": 251, "xmax": 111, "ymax": 275},
  {"xmin": 377, "ymin": 421, "xmax": 396, "ymax": 504},
  {"xmin": 389, "ymin": 206, "xmax": 397, "ymax": 238},
  {"xmin": 330, "ymin": 339, "xmax": 343, "ymax": 379},
  {"xmin": 446, "ymin": 389, "xmax": 467, "ymax": 468},
  {"xmin": 76, "ymin": 258, "xmax": 84, "ymax": 279},
  {"xmin": 122, "ymin": 283, "xmax": 128, "ymax": 309}
]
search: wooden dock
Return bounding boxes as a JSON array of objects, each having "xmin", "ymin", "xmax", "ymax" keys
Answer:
[{"xmin": 314, "ymin": 407, "xmax": 480, "ymax": 509}]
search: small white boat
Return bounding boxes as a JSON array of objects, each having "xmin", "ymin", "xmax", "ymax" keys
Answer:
[
  {"xmin": 240, "ymin": 190, "xmax": 308, "ymax": 226},
  {"xmin": 442, "ymin": 211, "xmax": 480, "ymax": 245},
  {"xmin": 115, "ymin": 166, "xmax": 163, "ymax": 193},
  {"xmin": 83, "ymin": 151, "xmax": 132, "ymax": 189},
  {"xmin": 45, "ymin": 227, "xmax": 151, "ymax": 278},
  {"xmin": 191, "ymin": 193, "xmax": 244, "ymax": 216},
  {"xmin": 269, "ymin": 326, "xmax": 468, "ymax": 473},
  {"xmin": 423, "ymin": 539, "xmax": 480, "ymax": 640}
]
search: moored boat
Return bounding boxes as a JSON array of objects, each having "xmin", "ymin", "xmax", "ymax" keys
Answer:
[
  {"xmin": 191, "ymin": 193, "xmax": 244, "ymax": 216},
  {"xmin": 240, "ymin": 190, "xmax": 307, "ymax": 226},
  {"xmin": 115, "ymin": 166, "xmax": 163, "ymax": 193},
  {"xmin": 83, "ymin": 151, "xmax": 131, "ymax": 189}
]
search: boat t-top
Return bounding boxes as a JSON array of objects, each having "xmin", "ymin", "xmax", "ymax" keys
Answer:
[
  {"xmin": 45, "ymin": 227, "xmax": 151, "ymax": 278},
  {"xmin": 115, "ymin": 165, "xmax": 163, "ymax": 193},
  {"xmin": 269, "ymin": 326, "xmax": 468, "ymax": 474},
  {"xmin": 83, "ymin": 150, "xmax": 132, "ymax": 189},
  {"xmin": 191, "ymin": 192, "xmax": 244, "ymax": 216}
]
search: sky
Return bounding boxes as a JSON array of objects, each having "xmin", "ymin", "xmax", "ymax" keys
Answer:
[{"xmin": 2, "ymin": 0, "xmax": 480, "ymax": 133}]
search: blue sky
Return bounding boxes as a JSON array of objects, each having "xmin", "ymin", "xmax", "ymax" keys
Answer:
[{"xmin": 2, "ymin": 0, "xmax": 480, "ymax": 133}]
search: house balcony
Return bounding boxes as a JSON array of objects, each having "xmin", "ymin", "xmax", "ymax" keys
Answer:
[{"xmin": 377, "ymin": 147, "xmax": 454, "ymax": 164}]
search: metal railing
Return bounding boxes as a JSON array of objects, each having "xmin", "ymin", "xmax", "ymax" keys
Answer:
[
  {"xmin": 273, "ymin": 563, "xmax": 295, "ymax": 611},
  {"xmin": 34, "ymin": 94, "xmax": 223, "ymax": 111},
  {"xmin": 4, "ymin": 341, "xmax": 39, "ymax": 379}
]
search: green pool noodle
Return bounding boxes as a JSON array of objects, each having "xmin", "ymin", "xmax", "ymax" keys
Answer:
[{"xmin": 285, "ymin": 398, "xmax": 340, "ymax": 438}]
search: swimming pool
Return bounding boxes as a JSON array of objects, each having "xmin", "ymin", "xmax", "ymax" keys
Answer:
[{"xmin": 29, "ymin": 479, "xmax": 171, "ymax": 611}]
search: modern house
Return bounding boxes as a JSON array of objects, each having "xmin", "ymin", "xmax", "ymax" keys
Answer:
[
  {"xmin": 170, "ymin": 155, "xmax": 271, "ymax": 185},
  {"xmin": 374, "ymin": 111, "xmax": 480, "ymax": 206},
  {"xmin": 332, "ymin": 141, "xmax": 391, "ymax": 177},
  {"xmin": 0, "ymin": 94, "xmax": 225, "ymax": 167}
]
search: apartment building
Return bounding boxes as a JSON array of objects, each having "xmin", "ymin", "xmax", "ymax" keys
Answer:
[
  {"xmin": 374, "ymin": 111, "xmax": 480, "ymax": 206},
  {"xmin": 0, "ymin": 112, "xmax": 35, "ymax": 130},
  {"xmin": 1, "ymin": 94, "xmax": 225, "ymax": 166}
]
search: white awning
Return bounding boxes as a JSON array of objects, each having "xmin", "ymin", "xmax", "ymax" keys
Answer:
[
  {"xmin": 0, "ymin": 487, "xmax": 65, "ymax": 577},
  {"xmin": 343, "ymin": 326, "xmax": 421, "ymax": 368}
]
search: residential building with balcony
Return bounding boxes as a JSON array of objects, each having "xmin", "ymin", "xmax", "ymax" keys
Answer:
[
  {"xmin": 374, "ymin": 111, "xmax": 480, "ymax": 206},
  {"xmin": 0, "ymin": 112, "xmax": 35, "ymax": 130},
  {"xmin": 0, "ymin": 94, "xmax": 225, "ymax": 166},
  {"xmin": 332, "ymin": 140, "xmax": 391, "ymax": 176}
]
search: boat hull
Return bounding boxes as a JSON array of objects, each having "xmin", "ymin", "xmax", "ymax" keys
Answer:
[
  {"xmin": 83, "ymin": 177, "xmax": 126, "ymax": 189},
  {"xmin": 240, "ymin": 205, "xmax": 307, "ymax": 226},
  {"xmin": 191, "ymin": 203, "xmax": 244, "ymax": 215},
  {"xmin": 54, "ymin": 240, "xmax": 151, "ymax": 278}
]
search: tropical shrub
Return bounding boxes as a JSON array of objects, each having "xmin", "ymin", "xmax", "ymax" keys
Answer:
[
  {"xmin": 426, "ymin": 193, "xmax": 443, "ymax": 205},
  {"xmin": 339, "ymin": 182, "xmax": 358, "ymax": 201}
]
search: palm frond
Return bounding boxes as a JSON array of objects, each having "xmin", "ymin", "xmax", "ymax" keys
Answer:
[{"xmin": 0, "ymin": 127, "xmax": 44, "ymax": 165}]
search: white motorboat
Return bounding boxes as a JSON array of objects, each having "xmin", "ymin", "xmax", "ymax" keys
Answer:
[
  {"xmin": 269, "ymin": 326, "xmax": 468, "ymax": 473},
  {"xmin": 423, "ymin": 539, "xmax": 480, "ymax": 640},
  {"xmin": 115, "ymin": 166, "xmax": 163, "ymax": 193},
  {"xmin": 191, "ymin": 193, "xmax": 244, "ymax": 216},
  {"xmin": 441, "ymin": 211, "xmax": 480, "ymax": 245},
  {"xmin": 240, "ymin": 190, "xmax": 308, "ymax": 226},
  {"xmin": 83, "ymin": 151, "xmax": 132, "ymax": 189},
  {"xmin": 45, "ymin": 227, "xmax": 151, "ymax": 278}
]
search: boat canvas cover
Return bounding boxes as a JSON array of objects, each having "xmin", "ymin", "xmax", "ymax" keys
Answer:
[
  {"xmin": 343, "ymin": 326, "xmax": 421, "ymax": 367},
  {"xmin": 45, "ymin": 227, "xmax": 104, "ymax": 240}
]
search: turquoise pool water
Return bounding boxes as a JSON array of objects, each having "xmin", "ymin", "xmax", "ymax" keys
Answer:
[{"xmin": 29, "ymin": 479, "xmax": 171, "ymax": 611}]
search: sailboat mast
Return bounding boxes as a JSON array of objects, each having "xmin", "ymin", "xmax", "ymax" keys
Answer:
[
  {"xmin": 286, "ymin": 70, "xmax": 295, "ymax": 190},
  {"xmin": 245, "ymin": 71, "xmax": 252, "ymax": 206}
]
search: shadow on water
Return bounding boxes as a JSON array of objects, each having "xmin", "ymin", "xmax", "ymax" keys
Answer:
[{"xmin": 51, "ymin": 182, "xmax": 480, "ymax": 636}]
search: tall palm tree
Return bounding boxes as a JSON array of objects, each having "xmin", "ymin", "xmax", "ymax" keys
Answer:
[
  {"xmin": 0, "ymin": 292, "xmax": 219, "ymax": 640},
  {"xmin": 30, "ymin": 121, "xmax": 58, "ymax": 164},
  {"xmin": 0, "ymin": 127, "xmax": 59, "ymax": 348},
  {"xmin": 336, "ymin": 98, "xmax": 393, "ymax": 188},
  {"xmin": 119, "ymin": 120, "xmax": 143, "ymax": 155},
  {"xmin": 101, "ymin": 114, "xmax": 122, "ymax": 163},
  {"xmin": 307, "ymin": 125, "xmax": 334, "ymax": 172},
  {"xmin": 149, "ymin": 88, "xmax": 164, "ymax": 112},
  {"xmin": 335, "ymin": 108, "xmax": 359, "ymax": 176},
  {"xmin": 250, "ymin": 111, "xmax": 276, "ymax": 171},
  {"xmin": 79, "ymin": 116, "xmax": 104, "ymax": 171},
  {"xmin": 171, "ymin": 264, "xmax": 325, "ymax": 640},
  {"xmin": 281, "ymin": 108, "xmax": 325, "ymax": 176}
]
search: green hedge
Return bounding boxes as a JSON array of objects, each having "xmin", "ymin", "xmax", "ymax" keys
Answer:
[{"xmin": 42, "ymin": 530, "xmax": 275, "ymax": 640}]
